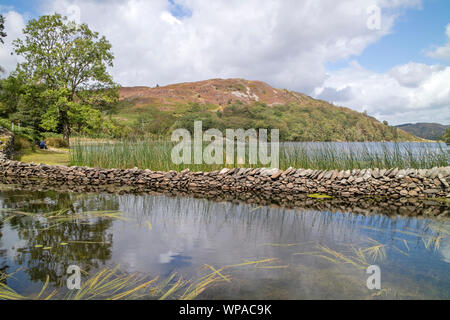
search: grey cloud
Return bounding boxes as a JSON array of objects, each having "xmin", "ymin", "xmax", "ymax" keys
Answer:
[{"xmin": 315, "ymin": 86, "xmax": 353, "ymax": 102}]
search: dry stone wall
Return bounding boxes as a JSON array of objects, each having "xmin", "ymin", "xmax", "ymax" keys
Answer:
[
  {"xmin": 0, "ymin": 160, "xmax": 448, "ymax": 199},
  {"xmin": 0, "ymin": 128, "xmax": 14, "ymax": 161}
]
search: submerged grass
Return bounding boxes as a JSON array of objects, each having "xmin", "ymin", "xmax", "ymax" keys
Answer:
[
  {"xmin": 293, "ymin": 237, "xmax": 390, "ymax": 270},
  {"xmin": 69, "ymin": 140, "xmax": 448, "ymax": 171},
  {"xmin": 361, "ymin": 221, "xmax": 450, "ymax": 252},
  {"xmin": 0, "ymin": 208, "xmax": 128, "ymax": 225},
  {"xmin": 0, "ymin": 258, "xmax": 279, "ymax": 300}
]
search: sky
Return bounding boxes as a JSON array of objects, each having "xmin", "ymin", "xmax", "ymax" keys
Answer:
[{"xmin": 0, "ymin": 0, "xmax": 449, "ymax": 125}]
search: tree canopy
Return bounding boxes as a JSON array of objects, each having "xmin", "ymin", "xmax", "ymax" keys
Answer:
[
  {"xmin": 0, "ymin": 14, "xmax": 6, "ymax": 44},
  {"xmin": 443, "ymin": 129, "xmax": 450, "ymax": 144},
  {"xmin": 0, "ymin": 14, "xmax": 7, "ymax": 73},
  {"xmin": 6, "ymin": 14, "xmax": 118, "ymax": 144}
]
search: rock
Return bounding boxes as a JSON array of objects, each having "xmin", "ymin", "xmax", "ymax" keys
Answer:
[
  {"xmin": 438, "ymin": 174, "xmax": 449, "ymax": 188},
  {"xmin": 271, "ymin": 170, "xmax": 283, "ymax": 180},
  {"xmin": 408, "ymin": 190, "xmax": 418, "ymax": 197},
  {"xmin": 354, "ymin": 177, "xmax": 364, "ymax": 184},
  {"xmin": 343, "ymin": 170, "xmax": 351, "ymax": 178},
  {"xmin": 372, "ymin": 168, "xmax": 380, "ymax": 179},
  {"xmin": 323, "ymin": 171, "xmax": 334, "ymax": 180},
  {"xmin": 317, "ymin": 171, "xmax": 326, "ymax": 180},
  {"xmin": 396, "ymin": 169, "xmax": 406, "ymax": 178},
  {"xmin": 429, "ymin": 168, "xmax": 439, "ymax": 179},
  {"xmin": 219, "ymin": 168, "xmax": 230, "ymax": 175},
  {"xmin": 388, "ymin": 168, "xmax": 399, "ymax": 178}
]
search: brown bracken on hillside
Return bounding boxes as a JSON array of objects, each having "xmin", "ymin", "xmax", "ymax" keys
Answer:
[{"xmin": 119, "ymin": 78, "xmax": 309, "ymax": 107}]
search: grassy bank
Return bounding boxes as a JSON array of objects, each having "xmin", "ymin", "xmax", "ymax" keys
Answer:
[
  {"xmin": 12, "ymin": 135, "xmax": 70, "ymax": 166},
  {"xmin": 69, "ymin": 140, "xmax": 449, "ymax": 171},
  {"xmin": 15, "ymin": 148, "xmax": 70, "ymax": 166}
]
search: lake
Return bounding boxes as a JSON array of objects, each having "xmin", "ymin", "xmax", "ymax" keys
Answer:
[{"xmin": 0, "ymin": 187, "xmax": 449, "ymax": 300}]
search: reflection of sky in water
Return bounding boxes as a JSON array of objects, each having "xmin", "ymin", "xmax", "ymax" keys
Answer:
[
  {"xmin": 0, "ymin": 190, "xmax": 449, "ymax": 299},
  {"xmin": 441, "ymin": 240, "xmax": 450, "ymax": 263},
  {"xmin": 282, "ymin": 142, "xmax": 448, "ymax": 154}
]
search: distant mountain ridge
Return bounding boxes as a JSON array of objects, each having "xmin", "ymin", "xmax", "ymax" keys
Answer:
[
  {"xmin": 395, "ymin": 123, "xmax": 449, "ymax": 141},
  {"xmin": 119, "ymin": 78, "xmax": 307, "ymax": 107},
  {"xmin": 116, "ymin": 78, "xmax": 420, "ymax": 142}
]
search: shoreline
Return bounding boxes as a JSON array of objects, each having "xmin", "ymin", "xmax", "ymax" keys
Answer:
[
  {"xmin": 1, "ymin": 176, "xmax": 448, "ymax": 219},
  {"xmin": 1, "ymin": 129, "xmax": 449, "ymax": 207}
]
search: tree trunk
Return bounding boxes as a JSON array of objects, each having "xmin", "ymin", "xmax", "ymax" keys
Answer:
[{"xmin": 61, "ymin": 110, "xmax": 70, "ymax": 147}]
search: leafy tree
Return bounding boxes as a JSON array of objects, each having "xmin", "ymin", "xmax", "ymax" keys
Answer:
[
  {"xmin": 443, "ymin": 128, "xmax": 450, "ymax": 144},
  {"xmin": 12, "ymin": 14, "xmax": 117, "ymax": 145},
  {"xmin": 0, "ymin": 15, "xmax": 6, "ymax": 44},
  {"xmin": 135, "ymin": 106, "xmax": 176, "ymax": 136},
  {"xmin": 0, "ymin": 14, "xmax": 7, "ymax": 73}
]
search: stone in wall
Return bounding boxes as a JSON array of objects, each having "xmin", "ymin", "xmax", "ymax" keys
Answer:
[
  {"xmin": 0, "ymin": 159, "xmax": 448, "ymax": 200},
  {"xmin": 0, "ymin": 128, "xmax": 14, "ymax": 161}
]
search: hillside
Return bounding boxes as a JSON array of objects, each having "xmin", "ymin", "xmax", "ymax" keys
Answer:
[
  {"xmin": 116, "ymin": 78, "xmax": 419, "ymax": 142},
  {"xmin": 395, "ymin": 123, "xmax": 449, "ymax": 141}
]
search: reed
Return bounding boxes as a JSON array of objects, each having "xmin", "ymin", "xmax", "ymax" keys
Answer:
[
  {"xmin": 69, "ymin": 140, "xmax": 448, "ymax": 171},
  {"xmin": 0, "ymin": 208, "xmax": 129, "ymax": 233},
  {"xmin": 0, "ymin": 258, "xmax": 279, "ymax": 300}
]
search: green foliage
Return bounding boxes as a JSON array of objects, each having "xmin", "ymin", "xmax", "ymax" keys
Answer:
[
  {"xmin": 134, "ymin": 105, "xmax": 176, "ymax": 136},
  {"xmin": 0, "ymin": 14, "xmax": 6, "ymax": 73},
  {"xmin": 443, "ymin": 128, "xmax": 450, "ymax": 144},
  {"xmin": 0, "ymin": 14, "xmax": 6, "ymax": 44},
  {"xmin": 13, "ymin": 135, "xmax": 35, "ymax": 152},
  {"xmin": 396, "ymin": 123, "xmax": 450, "ymax": 141},
  {"xmin": 116, "ymin": 100, "xmax": 415, "ymax": 142},
  {"xmin": 0, "ymin": 117, "xmax": 41, "ymax": 142},
  {"xmin": 6, "ymin": 14, "xmax": 118, "ymax": 144},
  {"xmin": 46, "ymin": 137, "xmax": 69, "ymax": 148}
]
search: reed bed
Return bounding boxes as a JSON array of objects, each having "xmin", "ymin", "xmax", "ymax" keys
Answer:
[{"xmin": 69, "ymin": 140, "xmax": 448, "ymax": 171}]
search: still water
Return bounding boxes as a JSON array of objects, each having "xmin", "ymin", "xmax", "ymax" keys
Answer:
[{"xmin": 0, "ymin": 188, "xmax": 449, "ymax": 300}]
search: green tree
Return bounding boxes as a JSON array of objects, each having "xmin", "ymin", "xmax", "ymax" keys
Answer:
[
  {"xmin": 12, "ymin": 14, "xmax": 117, "ymax": 145},
  {"xmin": 0, "ymin": 14, "xmax": 7, "ymax": 73},
  {"xmin": 443, "ymin": 128, "xmax": 450, "ymax": 144},
  {"xmin": 0, "ymin": 15, "xmax": 6, "ymax": 44}
]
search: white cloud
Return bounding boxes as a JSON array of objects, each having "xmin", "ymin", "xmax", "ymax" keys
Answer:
[
  {"xmin": 389, "ymin": 62, "xmax": 445, "ymax": 88},
  {"xmin": 427, "ymin": 24, "xmax": 450, "ymax": 61},
  {"xmin": 3, "ymin": 0, "xmax": 448, "ymax": 125},
  {"xmin": 31, "ymin": 0, "xmax": 420, "ymax": 93},
  {"xmin": 316, "ymin": 61, "xmax": 450, "ymax": 124},
  {"xmin": 0, "ymin": 10, "xmax": 26, "ymax": 74}
]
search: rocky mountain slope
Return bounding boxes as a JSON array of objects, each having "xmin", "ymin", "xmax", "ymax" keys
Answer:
[{"xmin": 116, "ymin": 78, "xmax": 420, "ymax": 142}]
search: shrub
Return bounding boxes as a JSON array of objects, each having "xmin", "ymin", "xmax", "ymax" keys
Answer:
[
  {"xmin": 46, "ymin": 137, "xmax": 69, "ymax": 148},
  {"xmin": 14, "ymin": 135, "xmax": 34, "ymax": 152}
]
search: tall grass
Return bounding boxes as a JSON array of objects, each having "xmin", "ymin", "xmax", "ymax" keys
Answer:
[{"xmin": 69, "ymin": 139, "xmax": 449, "ymax": 171}]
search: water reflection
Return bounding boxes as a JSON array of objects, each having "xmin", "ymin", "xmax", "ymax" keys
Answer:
[
  {"xmin": 0, "ymin": 177, "xmax": 448, "ymax": 219},
  {"xmin": 0, "ymin": 191, "xmax": 114, "ymax": 289},
  {"xmin": 0, "ymin": 188, "xmax": 449, "ymax": 299}
]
